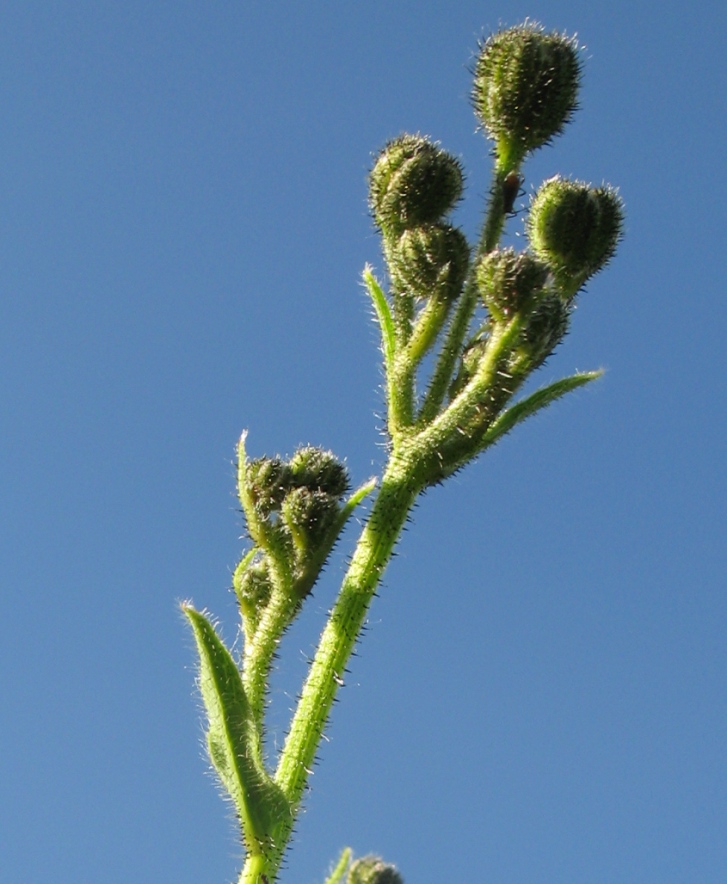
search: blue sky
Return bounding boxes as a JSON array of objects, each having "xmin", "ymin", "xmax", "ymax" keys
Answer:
[{"xmin": 2, "ymin": 2, "xmax": 726, "ymax": 882}]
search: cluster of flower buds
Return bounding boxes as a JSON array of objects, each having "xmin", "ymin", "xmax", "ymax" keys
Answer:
[
  {"xmin": 455, "ymin": 22, "xmax": 624, "ymax": 384},
  {"xmin": 369, "ymin": 134, "xmax": 469, "ymax": 305},
  {"xmin": 473, "ymin": 247, "xmax": 568, "ymax": 372},
  {"xmin": 235, "ymin": 444, "xmax": 351, "ymax": 634},
  {"xmin": 347, "ymin": 855, "xmax": 403, "ymax": 884}
]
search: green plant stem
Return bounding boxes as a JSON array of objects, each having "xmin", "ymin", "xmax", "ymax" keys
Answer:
[
  {"xmin": 417, "ymin": 165, "xmax": 508, "ymax": 426},
  {"xmin": 237, "ymin": 455, "xmax": 420, "ymax": 884},
  {"xmin": 239, "ymin": 853, "xmax": 268, "ymax": 884},
  {"xmin": 420, "ymin": 315, "xmax": 525, "ymax": 480},
  {"xmin": 392, "ymin": 295, "xmax": 452, "ymax": 433},
  {"xmin": 276, "ymin": 455, "xmax": 418, "ymax": 799},
  {"xmin": 242, "ymin": 588, "xmax": 300, "ymax": 756}
]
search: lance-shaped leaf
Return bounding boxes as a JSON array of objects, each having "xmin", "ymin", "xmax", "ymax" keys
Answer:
[
  {"xmin": 363, "ymin": 267, "xmax": 396, "ymax": 380},
  {"xmin": 482, "ymin": 369, "xmax": 602, "ymax": 449},
  {"xmin": 183, "ymin": 605, "xmax": 289, "ymax": 854}
]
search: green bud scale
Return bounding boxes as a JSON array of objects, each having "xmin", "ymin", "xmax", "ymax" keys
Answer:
[
  {"xmin": 369, "ymin": 134, "xmax": 463, "ymax": 235},
  {"xmin": 473, "ymin": 22, "xmax": 581, "ymax": 168},
  {"xmin": 528, "ymin": 175, "xmax": 624, "ymax": 295}
]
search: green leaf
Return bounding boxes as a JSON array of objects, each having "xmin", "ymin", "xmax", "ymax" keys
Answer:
[
  {"xmin": 363, "ymin": 266, "xmax": 396, "ymax": 375},
  {"xmin": 183, "ymin": 605, "xmax": 288, "ymax": 853},
  {"xmin": 482, "ymin": 369, "xmax": 602, "ymax": 448},
  {"xmin": 323, "ymin": 847, "xmax": 352, "ymax": 884}
]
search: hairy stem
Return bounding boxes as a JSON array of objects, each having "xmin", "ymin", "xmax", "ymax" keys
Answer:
[
  {"xmin": 237, "ymin": 454, "xmax": 420, "ymax": 883},
  {"xmin": 417, "ymin": 165, "xmax": 508, "ymax": 426}
]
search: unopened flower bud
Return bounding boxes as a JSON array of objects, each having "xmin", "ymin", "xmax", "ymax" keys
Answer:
[
  {"xmin": 528, "ymin": 176, "xmax": 624, "ymax": 295},
  {"xmin": 282, "ymin": 487, "xmax": 340, "ymax": 553},
  {"xmin": 476, "ymin": 247, "xmax": 549, "ymax": 321},
  {"xmin": 234, "ymin": 557, "xmax": 272, "ymax": 619},
  {"xmin": 473, "ymin": 22, "xmax": 581, "ymax": 168},
  {"xmin": 347, "ymin": 855, "xmax": 403, "ymax": 884},
  {"xmin": 288, "ymin": 447, "xmax": 349, "ymax": 498},
  {"xmin": 389, "ymin": 224, "xmax": 470, "ymax": 301},
  {"xmin": 245, "ymin": 457, "xmax": 291, "ymax": 516},
  {"xmin": 369, "ymin": 134, "xmax": 463, "ymax": 235}
]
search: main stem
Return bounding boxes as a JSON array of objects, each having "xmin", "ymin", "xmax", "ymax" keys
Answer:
[{"xmin": 238, "ymin": 452, "xmax": 420, "ymax": 884}]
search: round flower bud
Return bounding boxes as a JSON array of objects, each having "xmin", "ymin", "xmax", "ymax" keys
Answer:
[
  {"xmin": 520, "ymin": 291, "xmax": 570, "ymax": 368},
  {"xmin": 282, "ymin": 487, "xmax": 340, "ymax": 553},
  {"xmin": 234, "ymin": 557, "xmax": 272, "ymax": 619},
  {"xmin": 245, "ymin": 457, "xmax": 292, "ymax": 516},
  {"xmin": 473, "ymin": 22, "xmax": 581, "ymax": 167},
  {"xmin": 369, "ymin": 134, "xmax": 464, "ymax": 235},
  {"xmin": 476, "ymin": 247, "xmax": 549, "ymax": 320},
  {"xmin": 347, "ymin": 855, "xmax": 403, "ymax": 884},
  {"xmin": 528, "ymin": 176, "xmax": 624, "ymax": 295},
  {"xmin": 389, "ymin": 223, "xmax": 470, "ymax": 301},
  {"xmin": 288, "ymin": 447, "xmax": 349, "ymax": 498}
]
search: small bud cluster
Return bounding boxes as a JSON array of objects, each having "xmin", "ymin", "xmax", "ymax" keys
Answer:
[
  {"xmin": 473, "ymin": 247, "xmax": 569, "ymax": 373},
  {"xmin": 369, "ymin": 135, "xmax": 469, "ymax": 307},
  {"xmin": 245, "ymin": 447, "xmax": 349, "ymax": 541},
  {"xmin": 236, "ymin": 444, "xmax": 350, "ymax": 636}
]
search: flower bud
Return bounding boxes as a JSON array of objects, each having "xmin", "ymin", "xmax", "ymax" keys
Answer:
[
  {"xmin": 369, "ymin": 134, "xmax": 464, "ymax": 235},
  {"xmin": 389, "ymin": 223, "xmax": 470, "ymax": 301},
  {"xmin": 347, "ymin": 855, "xmax": 403, "ymax": 884},
  {"xmin": 288, "ymin": 447, "xmax": 349, "ymax": 498},
  {"xmin": 234, "ymin": 557, "xmax": 272, "ymax": 620},
  {"xmin": 528, "ymin": 176, "xmax": 624, "ymax": 295},
  {"xmin": 244, "ymin": 457, "xmax": 292, "ymax": 516},
  {"xmin": 519, "ymin": 291, "xmax": 570, "ymax": 368},
  {"xmin": 473, "ymin": 22, "xmax": 581, "ymax": 167},
  {"xmin": 476, "ymin": 247, "xmax": 549, "ymax": 321},
  {"xmin": 282, "ymin": 487, "xmax": 340, "ymax": 552}
]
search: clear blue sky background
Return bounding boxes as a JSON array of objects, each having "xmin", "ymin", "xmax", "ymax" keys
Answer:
[{"xmin": 2, "ymin": 3, "xmax": 725, "ymax": 882}]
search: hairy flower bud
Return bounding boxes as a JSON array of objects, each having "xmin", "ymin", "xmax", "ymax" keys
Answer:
[
  {"xmin": 245, "ymin": 457, "xmax": 291, "ymax": 516},
  {"xmin": 347, "ymin": 855, "xmax": 403, "ymax": 884},
  {"xmin": 369, "ymin": 134, "xmax": 464, "ymax": 235},
  {"xmin": 473, "ymin": 22, "xmax": 581, "ymax": 168},
  {"xmin": 282, "ymin": 487, "xmax": 340, "ymax": 552},
  {"xmin": 234, "ymin": 557, "xmax": 272, "ymax": 620},
  {"xmin": 528, "ymin": 176, "xmax": 624, "ymax": 295},
  {"xmin": 389, "ymin": 223, "xmax": 470, "ymax": 301},
  {"xmin": 476, "ymin": 247, "xmax": 550, "ymax": 320},
  {"xmin": 288, "ymin": 447, "xmax": 350, "ymax": 498}
]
